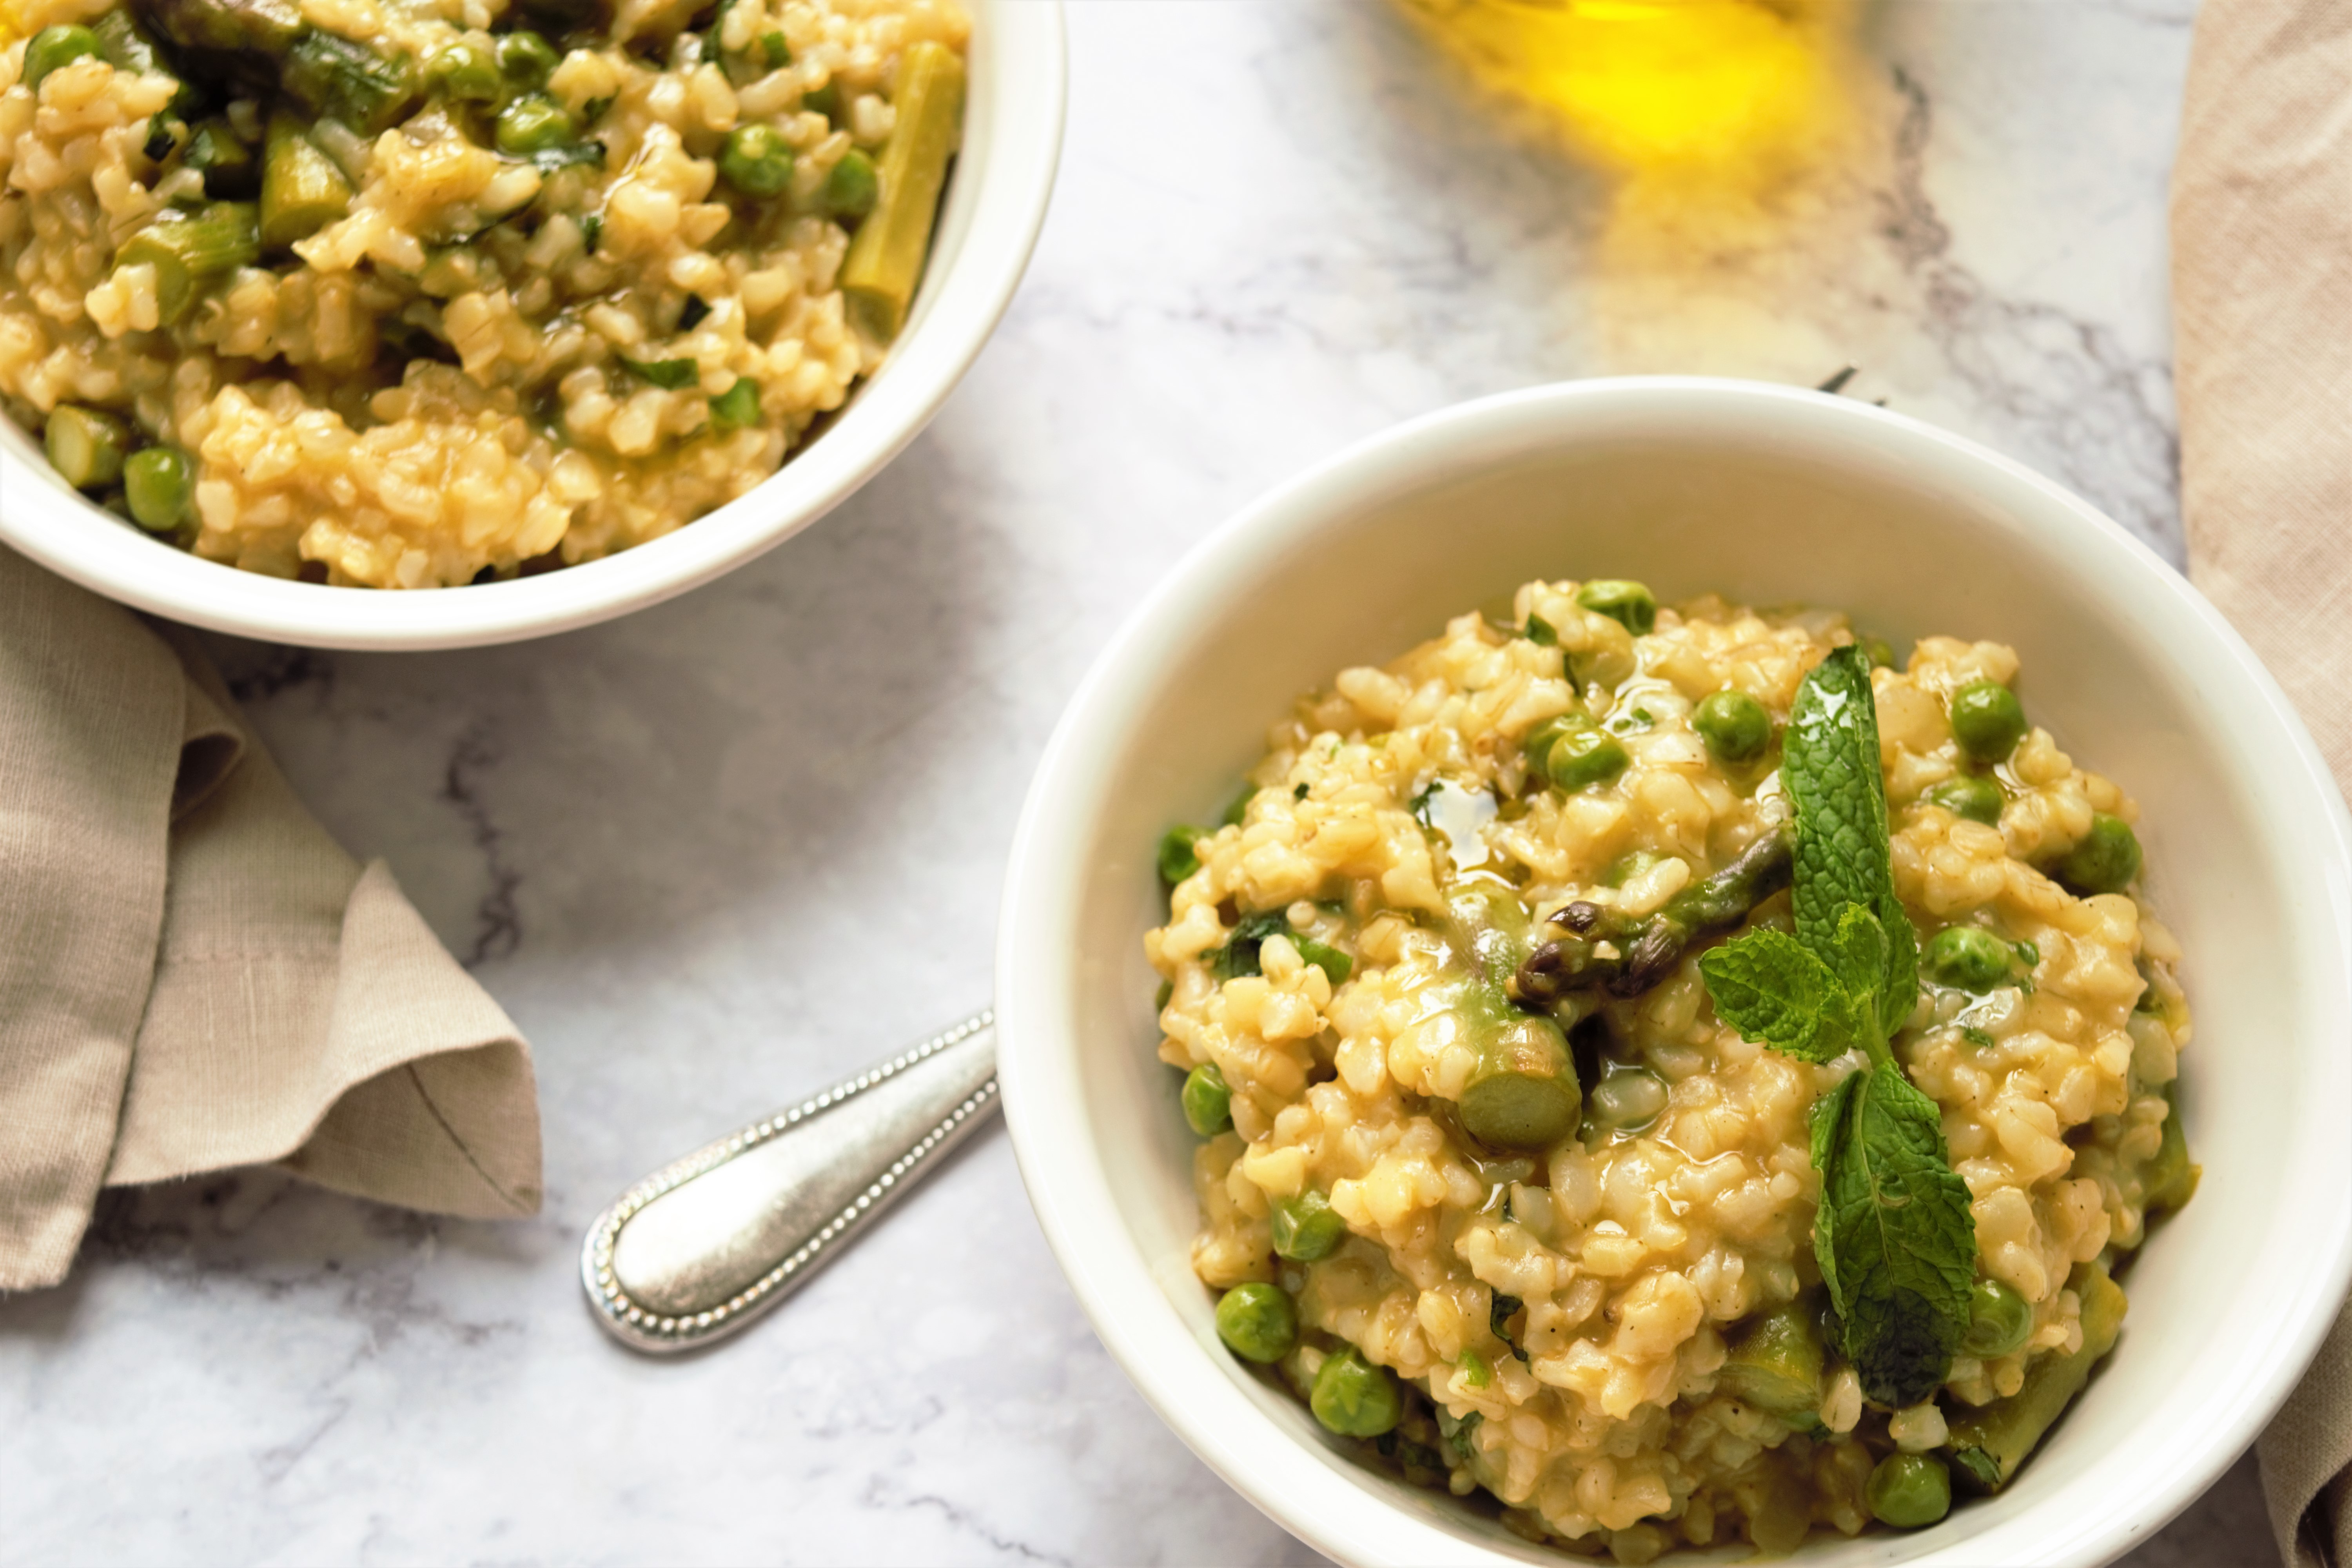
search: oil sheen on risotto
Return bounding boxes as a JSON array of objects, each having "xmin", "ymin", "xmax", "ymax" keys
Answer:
[
  {"xmin": 0, "ymin": 0, "xmax": 965, "ymax": 586},
  {"xmin": 1145, "ymin": 580, "xmax": 2194, "ymax": 1561}
]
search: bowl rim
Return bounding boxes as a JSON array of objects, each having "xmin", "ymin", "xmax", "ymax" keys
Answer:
[
  {"xmin": 995, "ymin": 374, "xmax": 2352, "ymax": 1567},
  {"xmin": 0, "ymin": 0, "xmax": 1066, "ymax": 651}
]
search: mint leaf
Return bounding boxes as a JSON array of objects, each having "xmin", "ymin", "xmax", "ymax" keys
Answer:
[
  {"xmin": 1697, "ymin": 928, "xmax": 1854, "ymax": 1063},
  {"xmin": 1783, "ymin": 646, "xmax": 1918, "ymax": 1034},
  {"xmin": 1826, "ymin": 902, "xmax": 1888, "ymax": 1009},
  {"xmin": 1810, "ymin": 1063, "xmax": 1976, "ymax": 1406}
]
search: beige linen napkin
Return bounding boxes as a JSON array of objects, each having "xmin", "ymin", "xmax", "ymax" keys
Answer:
[
  {"xmin": 2172, "ymin": 2, "xmax": 2352, "ymax": 1564},
  {"xmin": 1, "ymin": 543, "xmax": 541, "ymax": 1290}
]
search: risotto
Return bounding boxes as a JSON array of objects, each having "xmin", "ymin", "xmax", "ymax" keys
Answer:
[
  {"xmin": 0, "ymin": 0, "xmax": 964, "ymax": 586},
  {"xmin": 1146, "ymin": 579, "xmax": 2195, "ymax": 1561}
]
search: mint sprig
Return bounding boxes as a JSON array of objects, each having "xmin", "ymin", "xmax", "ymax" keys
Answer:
[{"xmin": 1697, "ymin": 644, "xmax": 1975, "ymax": 1409}]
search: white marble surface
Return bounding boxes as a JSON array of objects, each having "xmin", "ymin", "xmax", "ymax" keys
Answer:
[{"xmin": 2, "ymin": 2, "xmax": 2276, "ymax": 1563}]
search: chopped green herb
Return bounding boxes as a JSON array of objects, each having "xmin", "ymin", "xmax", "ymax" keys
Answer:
[
  {"xmin": 1437, "ymin": 1405, "xmax": 1483, "ymax": 1461},
  {"xmin": 1524, "ymin": 613, "xmax": 1557, "ymax": 647},
  {"xmin": 707, "ymin": 376, "xmax": 760, "ymax": 430},
  {"xmin": 1156, "ymin": 825, "xmax": 1205, "ymax": 887},
  {"xmin": 579, "ymin": 213, "xmax": 601, "ymax": 251},
  {"xmin": 2014, "ymin": 939, "xmax": 2039, "ymax": 968},
  {"xmin": 677, "ymin": 294, "xmax": 710, "ymax": 330},
  {"xmin": 761, "ymin": 29, "xmax": 788, "ymax": 66},
  {"xmin": 1408, "ymin": 781, "xmax": 1437, "ymax": 827},
  {"xmin": 619, "ymin": 356, "xmax": 699, "ymax": 389},
  {"xmin": 1209, "ymin": 911, "xmax": 1285, "ymax": 982},
  {"xmin": 1960, "ymin": 1026, "xmax": 1996, "ymax": 1050},
  {"xmin": 581, "ymin": 94, "xmax": 614, "ymax": 123},
  {"xmin": 1490, "ymin": 1291, "xmax": 1523, "ymax": 1340},
  {"xmin": 1292, "ymin": 781, "xmax": 1309, "ymax": 800},
  {"xmin": 1458, "ymin": 1348, "xmax": 1491, "ymax": 1389},
  {"xmin": 1292, "ymin": 935, "xmax": 1353, "ymax": 986}
]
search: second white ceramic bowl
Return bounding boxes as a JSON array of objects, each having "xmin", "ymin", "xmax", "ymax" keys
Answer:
[
  {"xmin": 997, "ymin": 377, "xmax": 2352, "ymax": 1566},
  {"xmin": 0, "ymin": 0, "xmax": 1064, "ymax": 650}
]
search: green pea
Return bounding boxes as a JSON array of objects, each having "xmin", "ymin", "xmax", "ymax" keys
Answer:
[
  {"xmin": 23, "ymin": 25, "xmax": 102, "ymax": 92},
  {"xmin": 1576, "ymin": 578, "xmax": 1656, "ymax": 635},
  {"xmin": 1270, "ymin": 1188, "xmax": 1348, "ymax": 1261},
  {"xmin": 1866, "ymin": 1451, "xmax": 1952, "ymax": 1529},
  {"xmin": 427, "ymin": 40, "xmax": 501, "ymax": 102},
  {"xmin": 1923, "ymin": 773, "xmax": 2004, "ymax": 826},
  {"xmin": 495, "ymin": 30, "xmax": 559, "ymax": 89},
  {"xmin": 1157, "ymin": 824, "xmax": 1205, "ymax": 886},
  {"xmin": 1923, "ymin": 925, "xmax": 2014, "ymax": 993},
  {"xmin": 1693, "ymin": 689, "xmax": 1770, "ymax": 762},
  {"xmin": 2056, "ymin": 813, "xmax": 2141, "ymax": 895},
  {"xmin": 1546, "ymin": 726, "xmax": 1628, "ymax": 793},
  {"xmin": 1949, "ymin": 679, "xmax": 2026, "ymax": 762},
  {"xmin": 708, "ymin": 376, "xmax": 760, "ymax": 431},
  {"xmin": 822, "ymin": 147, "xmax": 877, "ymax": 216},
  {"xmin": 1860, "ymin": 634, "xmax": 1898, "ymax": 670},
  {"xmin": 1213, "ymin": 1283, "xmax": 1297, "ymax": 1363},
  {"xmin": 123, "ymin": 445, "xmax": 196, "ymax": 532},
  {"xmin": 494, "ymin": 94, "xmax": 576, "ymax": 156},
  {"xmin": 1961, "ymin": 1277, "xmax": 2033, "ymax": 1358},
  {"xmin": 1310, "ymin": 1346, "xmax": 1402, "ymax": 1438},
  {"xmin": 1180, "ymin": 1062, "xmax": 1231, "ymax": 1137},
  {"xmin": 719, "ymin": 121, "xmax": 793, "ymax": 197},
  {"xmin": 1518, "ymin": 713, "xmax": 1580, "ymax": 778}
]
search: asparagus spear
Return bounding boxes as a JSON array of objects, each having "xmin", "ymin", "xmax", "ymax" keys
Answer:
[
  {"xmin": 132, "ymin": 0, "xmax": 300, "ymax": 61},
  {"xmin": 259, "ymin": 112, "xmax": 352, "ymax": 249},
  {"xmin": 840, "ymin": 40, "xmax": 965, "ymax": 343},
  {"xmin": 1445, "ymin": 890, "xmax": 1582, "ymax": 1151},
  {"xmin": 1516, "ymin": 822, "xmax": 1795, "ymax": 1004},
  {"xmin": 1944, "ymin": 1262, "xmax": 2127, "ymax": 1492},
  {"xmin": 1717, "ymin": 1300, "xmax": 1827, "ymax": 1423},
  {"xmin": 2143, "ymin": 1080, "xmax": 2198, "ymax": 1214},
  {"xmin": 113, "ymin": 201, "xmax": 260, "ymax": 325},
  {"xmin": 283, "ymin": 29, "xmax": 417, "ymax": 136}
]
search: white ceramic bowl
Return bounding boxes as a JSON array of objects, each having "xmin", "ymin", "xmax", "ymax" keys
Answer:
[
  {"xmin": 997, "ymin": 377, "xmax": 2352, "ymax": 1567},
  {"xmin": 0, "ymin": 0, "xmax": 1063, "ymax": 650}
]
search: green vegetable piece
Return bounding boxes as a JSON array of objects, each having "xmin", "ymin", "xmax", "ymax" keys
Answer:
[
  {"xmin": 1575, "ymin": 578, "xmax": 1656, "ymax": 635},
  {"xmin": 1867, "ymin": 1452, "xmax": 1952, "ymax": 1528},
  {"xmin": 1545, "ymin": 726, "xmax": 1628, "ymax": 792},
  {"xmin": 823, "ymin": 147, "xmax": 878, "ymax": 217},
  {"xmin": 1923, "ymin": 773, "xmax": 2003, "ymax": 826},
  {"xmin": 618, "ymin": 356, "xmax": 699, "ymax": 390},
  {"xmin": 284, "ymin": 29, "xmax": 418, "ymax": 136},
  {"xmin": 1157, "ymin": 825, "xmax": 1205, "ymax": 887},
  {"xmin": 707, "ymin": 375, "xmax": 760, "ymax": 431},
  {"xmin": 135, "ymin": 0, "xmax": 302, "ymax": 60},
  {"xmin": 92, "ymin": 9, "xmax": 164, "ymax": 74},
  {"xmin": 24, "ymin": 25, "xmax": 102, "ymax": 90},
  {"xmin": 1292, "ymin": 935, "xmax": 1352, "ymax": 985},
  {"xmin": 1270, "ymin": 1189, "xmax": 1347, "ymax": 1261},
  {"xmin": 1602, "ymin": 850, "xmax": 1663, "ymax": 889},
  {"xmin": 1961, "ymin": 1277, "xmax": 2033, "ymax": 1358},
  {"xmin": 1459, "ymin": 1013, "xmax": 1579, "ymax": 1151},
  {"xmin": 1518, "ymin": 713, "xmax": 1580, "ymax": 779},
  {"xmin": 719, "ymin": 120, "xmax": 794, "ymax": 196},
  {"xmin": 840, "ymin": 39, "xmax": 964, "ymax": 342},
  {"xmin": 1523, "ymin": 612, "xmax": 1557, "ymax": 647},
  {"xmin": 426, "ymin": 39, "xmax": 501, "ymax": 102},
  {"xmin": 1923, "ymin": 925, "xmax": 2014, "ymax": 993},
  {"xmin": 2144, "ymin": 1079, "xmax": 2198, "ymax": 1214},
  {"xmin": 1220, "ymin": 783, "xmax": 1255, "ymax": 828},
  {"xmin": 1153, "ymin": 978, "xmax": 1172, "ymax": 1011},
  {"xmin": 1213, "ymin": 1283, "xmax": 1296, "ymax": 1364},
  {"xmin": 1693, "ymin": 689, "xmax": 1770, "ymax": 762},
  {"xmin": 1310, "ymin": 1346, "xmax": 1402, "ymax": 1438},
  {"xmin": 1809, "ymin": 1065, "xmax": 1976, "ymax": 1407},
  {"xmin": 44, "ymin": 405, "xmax": 128, "ymax": 491},
  {"xmin": 123, "ymin": 445, "xmax": 196, "ymax": 531},
  {"xmin": 495, "ymin": 29, "xmax": 558, "ymax": 87},
  {"xmin": 1946, "ymin": 1262, "xmax": 2126, "ymax": 1492},
  {"xmin": 1437, "ymin": 1404, "xmax": 1482, "ymax": 1461},
  {"xmin": 259, "ymin": 113, "xmax": 352, "ymax": 249},
  {"xmin": 114, "ymin": 200, "xmax": 259, "ymax": 323},
  {"xmin": 1860, "ymin": 634, "xmax": 1898, "ymax": 670},
  {"xmin": 1490, "ymin": 1290, "xmax": 1523, "ymax": 1339},
  {"xmin": 802, "ymin": 78, "xmax": 840, "ymax": 123},
  {"xmin": 184, "ymin": 119, "xmax": 258, "ymax": 199},
  {"xmin": 1949, "ymin": 679, "xmax": 2026, "ymax": 763},
  {"xmin": 1717, "ymin": 1301, "xmax": 1825, "ymax": 1420},
  {"xmin": 1517, "ymin": 823, "xmax": 1795, "ymax": 1004},
  {"xmin": 760, "ymin": 29, "xmax": 788, "ymax": 66},
  {"xmin": 2055, "ymin": 813, "xmax": 2141, "ymax": 895},
  {"xmin": 495, "ymin": 93, "xmax": 577, "ymax": 156},
  {"xmin": 1180, "ymin": 1062, "xmax": 1231, "ymax": 1137},
  {"xmin": 1458, "ymin": 1348, "xmax": 1491, "ymax": 1389},
  {"xmin": 1786, "ymin": 645, "xmax": 1918, "ymax": 1037}
]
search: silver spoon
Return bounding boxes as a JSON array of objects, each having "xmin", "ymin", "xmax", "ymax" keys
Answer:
[{"xmin": 579, "ymin": 1011, "xmax": 997, "ymax": 1353}]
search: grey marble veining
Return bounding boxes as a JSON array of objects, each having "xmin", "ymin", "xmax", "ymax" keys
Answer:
[{"xmin": 5, "ymin": 2, "xmax": 2266, "ymax": 1563}]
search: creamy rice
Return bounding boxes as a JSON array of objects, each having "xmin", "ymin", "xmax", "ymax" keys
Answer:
[
  {"xmin": 1148, "ymin": 583, "xmax": 2193, "ymax": 1560},
  {"xmin": 0, "ymin": 0, "xmax": 964, "ymax": 586}
]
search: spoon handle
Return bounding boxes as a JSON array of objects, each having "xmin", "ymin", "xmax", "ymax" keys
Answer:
[{"xmin": 580, "ymin": 1011, "xmax": 998, "ymax": 1353}]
